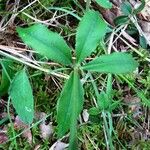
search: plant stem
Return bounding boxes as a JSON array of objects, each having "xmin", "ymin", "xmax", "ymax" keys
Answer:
[
  {"xmin": 48, "ymin": 7, "xmax": 81, "ymax": 20},
  {"xmin": 2, "ymin": 113, "xmax": 51, "ymax": 144},
  {"xmin": 86, "ymin": 0, "xmax": 91, "ymax": 11},
  {"xmin": 2, "ymin": 64, "xmax": 18, "ymax": 148},
  {"xmin": 0, "ymin": 50, "xmax": 69, "ymax": 79},
  {"xmin": 7, "ymin": 97, "xmax": 18, "ymax": 150},
  {"xmin": 89, "ymin": 73, "xmax": 114, "ymax": 149},
  {"xmin": 102, "ymin": 111, "xmax": 114, "ymax": 150},
  {"xmin": 106, "ymin": 74, "xmax": 112, "ymax": 98}
]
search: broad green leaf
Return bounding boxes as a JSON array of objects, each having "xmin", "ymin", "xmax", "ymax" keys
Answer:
[
  {"xmin": 121, "ymin": 1, "xmax": 132, "ymax": 15},
  {"xmin": 9, "ymin": 69, "xmax": 34, "ymax": 124},
  {"xmin": 0, "ymin": 59, "xmax": 13, "ymax": 96},
  {"xmin": 69, "ymin": 119, "xmax": 78, "ymax": 150},
  {"xmin": 17, "ymin": 24, "xmax": 72, "ymax": 65},
  {"xmin": 75, "ymin": 10, "xmax": 107, "ymax": 63},
  {"xmin": 95, "ymin": 0, "xmax": 112, "ymax": 9},
  {"xmin": 57, "ymin": 71, "xmax": 84, "ymax": 141},
  {"xmin": 82, "ymin": 52, "xmax": 138, "ymax": 74}
]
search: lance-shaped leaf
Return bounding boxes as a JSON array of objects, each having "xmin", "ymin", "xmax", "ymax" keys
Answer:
[
  {"xmin": 75, "ymin": 10, "xmax": 107, "ymax": 63},
  {"xmin": 82, "ymin": 52, "xmax": 138, "ymax": 74},
  {"xmin": 95, "ymin": 0, "xmax": 112, "ymax": 9},
  {"xmin": 9, "ymin": 69, "xmax": 34, "ymax": 124},
  {"xmin": 17, "ymin": 24, "xmax": 72, "ymax": 65},
  {"xmin": 57, "ymin": 70, "xmax": 84, "ymax": 139}
]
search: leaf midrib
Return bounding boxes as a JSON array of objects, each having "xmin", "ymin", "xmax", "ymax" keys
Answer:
[
  {"xmin": 25, "ymin": 31, "xmax": 71, "ymax": 63},
  {"xmin": 77, "ymin": 14, "xmax": 98, "ymax": 62}
]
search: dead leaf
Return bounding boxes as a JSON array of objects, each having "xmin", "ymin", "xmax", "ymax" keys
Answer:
[
  {"xmin": 122, "ymin": 31, "xmax": 138, "ymax": 46},
  {"xmin": 141, "ymin": 0, "xmax": 150, "ymax": 21},
  {"xmin": 82, "ymin": 109, "xmax": 89, "ymax": 122},
  {"xmin": 34, "ymin": 144, "xmax": 41, "ymax": 150},
  {"xmin": 36, "ymin": 112, "xmax": 53, "ymax": 140},
  {"xmin": 14, "ymin": 115, "xmax": 32, "ymax": 144},
  {"xmin": 124, "ymin": 96, "xmax": 142, "ymax": 118},
  {"xmin": 0, "ymin": 131, "xmax": 8, "ymax": 144},
  {"xmin": 49, "ymin": 141, "xmax": 69, "ymax": 150},
  {"xmin": 39, "ymin": 122, "xmax": 53, "ymax": 140}
]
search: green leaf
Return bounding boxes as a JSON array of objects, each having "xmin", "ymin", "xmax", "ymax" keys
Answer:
[
  {"xmin": 98, "ymin": 91, "xmax": 110, "ymax": 110},
  {"xmin": 57, "ymin": 70, "xmax": 84, "ymax": 144},
  {"xmin": 9, "ymin": 69, "xmax": 34, "ymax": 124},
  {"xmin": 0, "ymin": 117, "xmax": 8, "ymax": 126},
  {"xmin": 88, "ymin": 107, "xmax": 100, "ymax": 115},
  {"xmin": 95, "ymin": 0, "xmax": 112, "ymax": 9},
  {"xmin": 82, "ymin": 52, "xmax": 138, "ymax": 74},
  {"xmin": 114, "ymin": 15, "xmax": 129, "ymax": 26},
  {"xmin": 0, "ymin": 59, "xmax": 13, "ymax": 96},
  {"xmin": 97, "ymin": 91, "xmax": 119, "ymax": 111},
  {"xmin": 121, "ymin": 1, "xmax": 132, "ymax": 15},
  {"xmin": 17, "ymin": 24, "xmax": 72, "ymax": 65},
  {"xmin": 109, "ymin": 100, "xmax": 120, "ymax": 111},
  {"xmin": 75, "ymin": 10, "xmax": 107, "ymax": 63},
  {"xmin": 140, "ymin": 35, "xmax": 147, "ymax": 49},
  {"xmin": 133, "ymin": 0, "xmax": 145, "ymax": 14}
]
